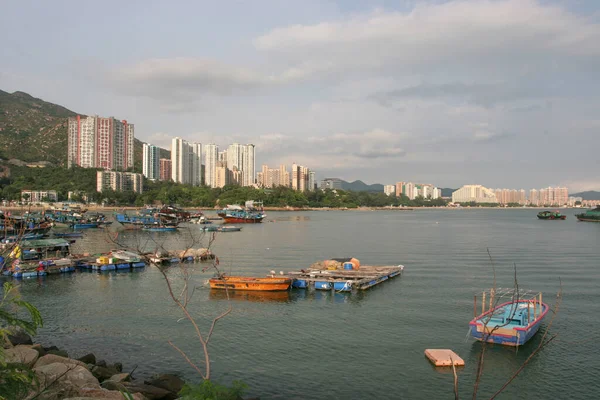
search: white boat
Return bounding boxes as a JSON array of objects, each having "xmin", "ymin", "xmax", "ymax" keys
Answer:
[{"xmin": 110, "ymin": 250, "xmax": 142, "ymax": 263}]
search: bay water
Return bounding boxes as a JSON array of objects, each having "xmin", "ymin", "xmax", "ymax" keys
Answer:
[{"xmin": 7, "ymin": 209, "xmax": 600, "ymax": 399}]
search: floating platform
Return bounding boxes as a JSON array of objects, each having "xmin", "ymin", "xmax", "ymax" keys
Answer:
[
  {"xmin": 146, "ymin": 253, "xmax": 215, "ymax": 264},
  {"xmin": 287, "ymin": 265, "xmax": 404, "ymax": 291},
  {"xmin": 424, "ymin": 349, "xmax": 464, "ymax": 367}
]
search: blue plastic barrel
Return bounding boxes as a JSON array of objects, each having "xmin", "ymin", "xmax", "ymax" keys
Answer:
[{"xmin": 343, "ymin": 262, "xmax": 353, "ymax": 270}]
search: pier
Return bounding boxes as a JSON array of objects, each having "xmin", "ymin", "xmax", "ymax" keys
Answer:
[{"xmin": 287, "ymin": 265, "xmax": 404, "ymax": 292}]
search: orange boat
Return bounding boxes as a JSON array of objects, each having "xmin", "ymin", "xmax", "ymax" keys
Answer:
[{"xmin": 209, "ymin": 276, "xmax": 292, "ymax": 291}]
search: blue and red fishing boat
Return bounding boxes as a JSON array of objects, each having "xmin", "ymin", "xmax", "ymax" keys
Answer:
[{"xmin": 469, "ymin": 288, "xmax": 549, "ymax": 346}]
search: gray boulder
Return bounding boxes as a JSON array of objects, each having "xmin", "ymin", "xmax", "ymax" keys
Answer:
[
  {"xmin": 47, "ymin": 349, "xmax": 69, "ymax": 358},
  {"xmin": 122, "ymin": 382, "xmax": 172, "ymax": 400},
  {"xmin": 34, "ymin": 354, "xmax": 88, "ymax": 369},
  {"xmin": 31, "ymin": 343, "xmax": 47, "ymax": 357},
  {"xmin": 108, "ymin": 372, "xmax": 131, "ymax": 382},
  {"xmin": 100, "ymin": 380, "xmax": 127, "ymax": 392},
  {"xmin": 33, "ymin": 362, "xmax": 100, "ymax": 400},
  {"xmin": 77, "ymin": 352, "xmax": 96, "ymax": 365},
  {"xmin": 145, "ymin": 374, "xmax": 185, "ymax": 396},
  {"xmin": 3, "ymin": 345, "xmax": 39, "ymax": 367},
  {"xmin": 7, "ymin": 326, "xmax": 33, "ymax": 346},
  {"xmin": 91, "ymin": 365, "xmax": 120, "ymax": 382}
]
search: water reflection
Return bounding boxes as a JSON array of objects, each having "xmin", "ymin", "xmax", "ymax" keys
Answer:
[{"xmin": 209, "ymin": 289, "xmax": 291, "ymax": 303}]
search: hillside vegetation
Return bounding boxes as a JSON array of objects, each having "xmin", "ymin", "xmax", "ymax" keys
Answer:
[{"xmin": 0, "ymin": 89, "xmax": 169, "ymax": 170}]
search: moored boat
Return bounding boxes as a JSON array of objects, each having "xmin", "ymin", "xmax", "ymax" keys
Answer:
[
  {"xmin": 537, "ymin": 210, "xmax": 566, "ymax": 220},
  {"xmin": 469, "ymin": 288, "xmax": 549, "ymax": 346},
  {"xmin": 142, "ymin": 225, "xmax": 178, "ymax": 232},
  {"xmin": 209, "ymin": 275, "xmax": 292, "ymax": 291},
  {"xmin": 575, "ymin": 206, "xmax": 600, "ymax": 222}
]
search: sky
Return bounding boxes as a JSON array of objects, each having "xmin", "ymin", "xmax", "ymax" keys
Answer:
[{"xmin": 1, "ymin": 0, "xmax": 599, "ymax": 191}]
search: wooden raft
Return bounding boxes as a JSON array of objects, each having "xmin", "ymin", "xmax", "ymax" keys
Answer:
[
  {"xmin": 287, "ymin": 265, "xmax": 404, "ymax": 291},
  {"xmin": 425, "ymin": 349, "xmax": 465, "ymax": 367}
]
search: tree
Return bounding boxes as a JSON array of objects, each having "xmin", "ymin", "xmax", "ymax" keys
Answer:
[{"xmin": 0, "ymin": 282, "xmax": 44, "ymax": 400}]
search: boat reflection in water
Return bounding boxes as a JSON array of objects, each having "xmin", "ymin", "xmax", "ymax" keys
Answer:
[{"xmin": 209, "ymin": 289, "xmax": 291, "ymax": 303}]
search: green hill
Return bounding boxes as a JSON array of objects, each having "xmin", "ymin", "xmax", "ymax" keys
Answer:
[
  {"xmin": 572, "ymin": 191, "xmax": 600, "ymax": 200},
  {"xmin": 0, "ymin": 89, "xmax": 169, "ymax": 170}
]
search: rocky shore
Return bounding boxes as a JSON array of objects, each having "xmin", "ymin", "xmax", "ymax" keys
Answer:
[{"xmin": 3, "ymin": 328, "xmax": 184, "ymax": 400}]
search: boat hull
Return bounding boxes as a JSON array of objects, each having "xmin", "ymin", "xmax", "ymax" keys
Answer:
[
  {"xmin": 222, "ymin": 216, "xmax": 264, "ymax": 224},
  {"xmin": 576, "ymin": 217, "xmax": 600, "ymax": 222},
  {"xmin": 209, "ymin": 276, "xmax": 291, "ymax": 291},
  {"xmin": 537, "ymin": 215, "xmax": 566, "ymax": 220},
  {"xmin": 469, "ymin": 300, "xmax": 549, "ymax": 346}
]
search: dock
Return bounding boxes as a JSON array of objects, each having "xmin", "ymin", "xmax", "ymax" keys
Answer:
[{"xmin": 287, "ymin": 265, "xmax": 404, "ymax": 291}]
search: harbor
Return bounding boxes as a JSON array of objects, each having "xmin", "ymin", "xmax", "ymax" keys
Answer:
[{"xmin": 0, "ymin": 208, "xmax": 594, "ymax": 399}]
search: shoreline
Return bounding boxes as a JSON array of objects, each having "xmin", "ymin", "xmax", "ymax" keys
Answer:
[{"xmin": 1, "ymin": 205, "xmax": 585, "ymax": 212}]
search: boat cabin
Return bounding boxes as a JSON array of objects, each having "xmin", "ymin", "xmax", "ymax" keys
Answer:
[{"xmin": 18, "ymin": 238, "xmax": 71, "ymax": 261}]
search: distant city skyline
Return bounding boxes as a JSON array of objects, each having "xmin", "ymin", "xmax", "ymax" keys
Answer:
[{"xmin": 2, "ymin": 1, "xmax": 599, "ymax": 191}]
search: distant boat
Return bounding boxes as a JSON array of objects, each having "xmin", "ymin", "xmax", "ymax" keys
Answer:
[
  {"xmin": 219, "ymin": 201, "xmax": 266, "ymax": 223},
  {"xmin": 70, "ymin": 222, "xmax": 100, "ymax": 229},
  {"xmin": 53, "ymin": 232, "xmax": 84, "ymax": 238},
  {"xmin": 142, "ymin": 225, "xmax": 178, "ymax": 232},
  {"xmin": 219, "ymin": 226, "xmax": 242, "ymax": 232},
  {"xmin": 537, "ymin": 210, "xmax": 566, "ymax": 220},
  {"xmin": 469, "ymin": 288, "xmax": 548, "ymax": 346},
  {"xmin": 209, "ymin": 275, "xmax": 292, "ymax": 291},
  {"xmin": 575, "ymin": 206, "xmax": 600, "ymax": 222}
]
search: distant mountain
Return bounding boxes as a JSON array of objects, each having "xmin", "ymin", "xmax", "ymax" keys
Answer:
[
  {"xmin": 0, "ymin": 89, "xmax": 168, "ymax": 170},
  {"xmin": 341, "ymin": 180, "xmax": 384, "ymax": 192},
  {"xmin": 571, "ymin": 191, "xmax": 600, "ymax": 200}
]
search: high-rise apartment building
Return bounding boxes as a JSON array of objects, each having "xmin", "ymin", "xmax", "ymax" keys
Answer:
[
  {"xmin": 308, "ymin": 171, "xmax": 316, "ymax": 191},
  {"xmin": 227, "ymin": 144, "xmax": 243, "ymax": 173},
  {"xmin": 384, "ymin": 185, "xmax": 396, "ymax": 196},
  {"xmin": 171, "ymin": 138, "xmax": 202, "ymax": 185},
  {"xmin": 159, "ymin": 159, "xmax": 172, "ymax": 181},
  {"xmin": 142, "ymin": 144, "xmax": 160, "ymax": 180},
  {"xmin": 320, "ymin": 178, "xmax": 343, "ymax": 190},
  {"xmin": 258, "ymin": 164, "xmax": 293, "ymax": 188},
  {"xmin": 395, "ymin": 182, "xmax": 405, "ymax": 197},
  {"xmin": 215, "ymin": 161, "xmax": 228, "ymax": 188},
  {"xmin": 242, "ymin": 144, "xmax": 256, "ymax": 186},
  {"xmin": 529, "ymin": 189, "xmax": 539, "ymax": 206},
  {"xmin": 96, "ymin": 171, "xmax": 143, "ymax": 193},
  {"xmin": 204, "ymin": 144, "xmax": 218, "ymax": 188},
  {"xmin": 68, "ymin": 115, "xmax": 134, "ymax": 170},
  {"xmin": 452, "ymin": 185, "xmax": 497, "ymax": 203}
]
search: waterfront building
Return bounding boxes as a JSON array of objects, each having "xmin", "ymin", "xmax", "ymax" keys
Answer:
[
  {"xmin": 142, "ymin": 144, "xmax": 160, "ymax": 180},
  {"xmin": 159, "ymin": 159, "xmax": 171, "ymax": 181},
  {"xmin": 452, "ymin": 185, "xmax": 498, "ymax": 203},
  {"xmin": 308, "ymin": 171, "xmax": 316, "ymax": 191},
  {"xmin": 21, "ymin": 190, "xmax": 58, "ymax": 203},
  {"xmin": 171, "ymin": 138, "xmax": 202, "ymax": 185},
  {"xmin": 242, "ymin": 144, "xmax": 256, "ymax": 186},
  {"xmin": 384, "ymin": 185, "xmax": 395, "ymax": 196},
  {"xmin": 227, "ymin": 144, "xmax": 243, "ymax": 173},
  {"xmin": 529, "ymin": 189, "xmax": 539, "ymax": 206},
  {"xmin": 67, "ymin": 115, "xmax": 134, "ymax": 170},
  {"xmin": 204, "ymin": 144, "xmax": 218, "ymax": 188},
  {"xmin": 97, "ymin": 171, "xmax": 143, "ymax": 193},
  {"xmin": 395, "ymin": 182, "xmax": 405, "ymax": 197},
  {"xmin": 215, "ymin": 161, "xmax": 228, "ymax": 188},
  {"xmin": 538, "ymin": 187, "xmax": 569, "ymax": 206},
  {"xmin": 258, "ymin": 164, "xmax": 291, "ymax": 188},
  {"xmin": 320, "ymin": 178, "xmax": 343, "ymax": 190}
]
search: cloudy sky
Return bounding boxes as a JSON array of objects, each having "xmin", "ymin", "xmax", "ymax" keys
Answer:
[{"xmin": 2, "ymin": 0, "xmax": 599, "ymax": 191}]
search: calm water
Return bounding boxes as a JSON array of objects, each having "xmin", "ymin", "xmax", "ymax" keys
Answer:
[{"xmin": 5, "ymin": 209, "xmax": 600, "ymax": 399}]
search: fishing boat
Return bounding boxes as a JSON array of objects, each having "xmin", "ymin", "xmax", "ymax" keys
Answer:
[
  {"xmin": 575, "ymin": 206, "xmax": 600, "ymax": 222},
  {"xmin": 200, "ymin": 225, "xmax": 242, "ymax": 232},
  {"xmin": 219, "ymin": 226, "xmax": 242, "ymax": 232},
  {"xmin": 142, "ymin": 224, "xmax": 178, "ymax": 232},
  {"xmin": 209, "ymin": 275, "xmax": 292, "ymax": 291},
  {"xmin": 53, "ymin": 232, "xmax": 84, "ymax": 238},
  {"xmin": 219, "ymin": 201, "xmax": 266, "ymax": 223},
  {"xmin": 110, "ymin": 250, "xmax": 142, "ymax": 263},
  {"xmin": 222, "ymin": 209, "xmax": 265, "ymax": 224},
  {"xmin": 469, "ymin": 288, "xmax": 549, "ymax": 346},
  {"xmin": 70, "ymin": 222, "xmax": 100, "ymax": 229},
  {"xmin": 537, "ymin": 210, "xmax": 566, "ymax": 220}
]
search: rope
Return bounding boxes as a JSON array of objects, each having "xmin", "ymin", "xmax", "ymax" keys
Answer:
[{"xmin": 335, "ymin": 280, "xmax": 353, "ymax": 293}]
